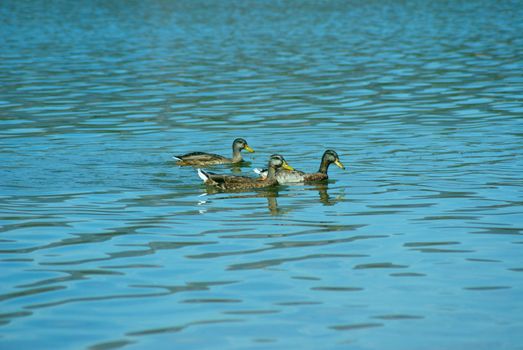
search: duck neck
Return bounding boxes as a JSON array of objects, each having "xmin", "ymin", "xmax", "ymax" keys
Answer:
[
  {"xmin": 318, "ymin": 156, "xmax": 331, "ymax": 174},
  {"xmin": 266, "ymin": 165, "xmax": 277, "ymax": 181},
  {"xmin": 231, "ymin": 147, "xmax": 243, "ymax": 163}
]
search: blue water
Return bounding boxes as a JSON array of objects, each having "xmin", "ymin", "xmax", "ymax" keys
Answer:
[{"xmin": 1, "ymin": 1, "xmax": 523, "ymax": 349}]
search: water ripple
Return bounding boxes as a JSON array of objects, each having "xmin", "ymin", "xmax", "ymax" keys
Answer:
[{"xmin": 1, "ymin": 1, "xmax": 523, "ymax": 349}]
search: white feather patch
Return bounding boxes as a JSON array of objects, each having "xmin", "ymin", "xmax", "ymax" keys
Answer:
[{"xmin": 197, "ymin": 168, "xmax": 209, "ymax": 182}]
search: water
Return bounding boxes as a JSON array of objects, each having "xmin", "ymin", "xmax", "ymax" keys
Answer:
[{"xmin": 1, "ymin": 1, "xmax": 523, "ymax": 349}]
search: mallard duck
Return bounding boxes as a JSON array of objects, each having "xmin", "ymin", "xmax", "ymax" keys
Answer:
[
  {"xmin": 197, "ymin": 154, "xmax": 294, "ymax": 190},
  {"xmin": 253, "ymin": 149, "xmax": 345, "ymax": 183},
  {"xmin": 173, "ymin": 138, "xmax": 254, "ymax": 166}
]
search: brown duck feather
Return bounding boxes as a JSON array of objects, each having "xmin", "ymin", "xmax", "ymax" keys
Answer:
[
  {"xmin": 174, "ymin": 138, "xmax": 254, "ymax": 166},
  {"xmin": 197, "ymin": 154, "xmax": 293, "ymax": 191},
  {"xmin": 174, "ymin": 152, "xmax": 231, "ymax": 166}
]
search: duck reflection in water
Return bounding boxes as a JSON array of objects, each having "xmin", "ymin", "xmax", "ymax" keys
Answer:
[
  {"xmin": 198, "ymin": 182, "xmax": 343, "ymax": 215},
  {"xmin": 264, "ymin": 184, "xmax": 344, "ymax": 214}
]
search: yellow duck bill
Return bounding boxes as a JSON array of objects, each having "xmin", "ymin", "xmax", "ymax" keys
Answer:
[
  {"xmin": 334, "ymin": 159, "xmax": 345, "ymax": 169},
  {"xmin": 282, "ymin": 161, "xmax": 294, "ymax": 171}
]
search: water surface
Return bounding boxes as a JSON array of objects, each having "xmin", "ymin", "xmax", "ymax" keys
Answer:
[{"xmin": 1, "ymin": 1, "xmax": 523, "ymax": 349}]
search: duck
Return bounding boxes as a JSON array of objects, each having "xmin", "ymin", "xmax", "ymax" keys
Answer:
[
  {"xmin": 173, "ymin": 138, "xmax": 255, "ymax": 166},
  {"xmin": 197, "ymin": 154, "xmax": 294, "ymax": 190},
  {"xmin": 253, "ymin": 149, "xmax": 345, "ymax": 183}
]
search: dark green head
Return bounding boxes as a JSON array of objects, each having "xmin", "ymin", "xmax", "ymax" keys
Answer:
[{"xmin": 320, "ymin": 150, "xmax": 345, "ymax": 172}]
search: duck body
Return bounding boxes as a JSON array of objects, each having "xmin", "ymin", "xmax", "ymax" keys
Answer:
[
  {"xmin": 198, "ymin": 169, "xmax": 277, "ymax": 190},
  {"xmin": 174, "ymin": 138, "xmax": 254, "ymax": 166},
  {"xmin": 254, "ymin": 150, "xmax": 344, "ymax": 184},
  {"xmin": 253, "ymin": 168, "xmax": 327, "ymax": 183},
  {"xmin": 198, "ymin": 154, "xmax": 293, "ymax": 191},
  {"xmin": 281, "ymin": 169, "xmax": 329, "ymax": 182},
  {"xmin": 175, "ymin": 152, "xmax": 232, "ymax": 166}
]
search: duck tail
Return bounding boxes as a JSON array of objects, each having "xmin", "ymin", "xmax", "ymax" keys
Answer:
[
  {"xmin": 197, "ymin": 168, "xmax": 210, "ymax": 183},
  {"xmin": 172, "ymin": 155, "xmax": 182, "ymax": 161},
  {"xmin": 253, "ymin": 168, "xmax": 268, "ymax": 180}
]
